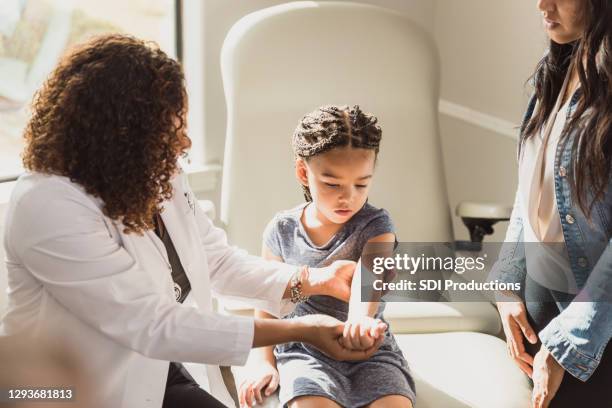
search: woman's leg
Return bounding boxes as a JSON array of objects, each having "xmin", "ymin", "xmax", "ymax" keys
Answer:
[
  {"xmin": 524, "ymin": 275, "xmax": 612, "ymax": 408},
  {"xmin": 288, "ymin": 395, "xmax": 342, "ymax": 408},
  {"xmin": 366, "ymin": 395, "xmax": 413, "ymax": 408},
  {"xmin": 523, "ymin": 274, "xmax": 559, "ymax": 356}
]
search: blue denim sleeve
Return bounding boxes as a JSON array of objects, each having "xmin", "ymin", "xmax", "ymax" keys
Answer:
[
  {"xmin": 539, "ymin": 238, "xmax": 612, "ymax": 381},
  {"xmin": 490, "ymin": 189, "xmax": 527, "ymax": 285}
]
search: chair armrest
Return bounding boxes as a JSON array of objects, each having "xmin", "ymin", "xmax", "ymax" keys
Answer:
[
  {"xmin": 455, "ymin": 201, "xmax": 512, "ymax": 245},
  {"xmin": 455, "ymin": 201, "xmax": 512, "ymax": 220}
]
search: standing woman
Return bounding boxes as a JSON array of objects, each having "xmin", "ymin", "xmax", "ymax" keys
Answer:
[
  {"xmin": 0, "ymin": 35, "xmax": 385, "ymax": 408},
  {"xmin": 494, "ymin": 0, "xmax": 611, "ymax": 407}
]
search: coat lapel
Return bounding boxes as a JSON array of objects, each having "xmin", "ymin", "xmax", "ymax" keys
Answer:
[{"xmin": 160, "ymin": 180, "xmax": 209, "ymax": 310}]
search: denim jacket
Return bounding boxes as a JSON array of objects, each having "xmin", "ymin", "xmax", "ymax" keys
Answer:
[{"xmin": 494, "ymin": 89, "xmax": 612, "ymax": 381}]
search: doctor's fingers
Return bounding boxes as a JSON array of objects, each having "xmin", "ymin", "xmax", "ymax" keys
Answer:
[
  {"xmin": 348, "ymin": 323, "xmax": 366, "ymax": 349},
  {"xmin": 330, "ymin": 260, "xmax": 357, "ymax": 278},
  {"xmin": 358, "ymin": 323, "xmax": 377, "ymax": 349},
  {"xmin": 362, "ymin": 335, "xmax": 385, "ymax": 359},
  {"xmin": 341, "ymin": 323, "xmax": 369, "ymax": 350}
]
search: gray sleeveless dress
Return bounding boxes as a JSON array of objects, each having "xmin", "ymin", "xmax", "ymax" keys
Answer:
[{"xmin": 263, "ymin": 202, "xmax": 416, "ymax": 407}]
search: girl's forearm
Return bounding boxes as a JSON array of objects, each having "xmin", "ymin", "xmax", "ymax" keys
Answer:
[
  {"xmin": 348, "ymin": 300, "xmax": 380, "ymax": 319},
  {"xmin": 348, "ymin": 260, "xmax": 381, "ymax": 319},
  {"xmin": 349, "ymin": 235, "xmax": 395, "ymax": 319}
]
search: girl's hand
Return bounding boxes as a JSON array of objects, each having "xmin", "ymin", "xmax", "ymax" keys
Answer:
[
  {"xmin": 496, "ymin": 297, "xmax": 538, "ymax": 377},
  {"xmin": 238, "ymin": 360, "xmax": 279, "ymax": 408},
  {"xmin": 531, "ymin": 345, "xmax": 565, "ymax": 408},
  {"xmin": 308, "ymin": 260, "xmax": 356, "ymax": 302},
  {"xmin": 297, "ymin": 314, "xmax": 383, "ymax": 360},
  {"xmin": 341, "ymin": 316, "xmax": 388, "ymax": 350}
]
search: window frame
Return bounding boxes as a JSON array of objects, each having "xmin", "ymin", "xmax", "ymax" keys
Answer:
[{"xmin": 0, "ymin": 0, "xmax": 195, "ymax": 184}]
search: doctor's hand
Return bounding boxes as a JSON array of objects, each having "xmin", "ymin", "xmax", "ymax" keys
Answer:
[
  {"xmin": 297, "ymin": 314, "xmax": 384, "ymax": 361},
  {"xmin": 307, "ymin": 260, "xmax": 356, "ymax": 302}
]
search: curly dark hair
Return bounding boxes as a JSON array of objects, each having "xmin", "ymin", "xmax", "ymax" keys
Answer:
[
  {"xmin": 22, "ymin": 34, "xmax": 189, "ymax": 234},
  {"xmin": 292, "ymin": 105, "xmax": 382, "ymax": 201}
]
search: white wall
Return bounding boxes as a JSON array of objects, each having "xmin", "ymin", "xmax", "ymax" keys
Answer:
[
  {"xmin": 433, "ymin": 0, "xmax": 547, "ymax": 240},
  {"xmin": 200, "ymin": 0, "xmax": 437, "ymax": 165},
  {"xmin": 188, "ymin": 0, "xmax": 551, "ymax": 241},
  {"xmin": 0, "ymin": 203, "xmax": 8, "ymax": 314},
  {"xmin": 194, "ymin": 0, "xmax": 548, "ymax": 241}
]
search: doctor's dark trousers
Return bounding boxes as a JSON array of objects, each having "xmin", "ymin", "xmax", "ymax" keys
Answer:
[{"xmin": 162, "ymin": 362, "xmax": 228, "ymax": 408}]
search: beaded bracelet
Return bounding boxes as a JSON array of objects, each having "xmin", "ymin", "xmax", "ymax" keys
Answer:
[{"xmin": 290, "ymin": 265, "xmax": 310, "ymax": 304}]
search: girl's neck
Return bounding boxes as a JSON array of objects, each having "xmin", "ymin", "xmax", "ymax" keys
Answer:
[{"xmin": 301, "ymin": 202, "xmax": 345, "ymax": 247}]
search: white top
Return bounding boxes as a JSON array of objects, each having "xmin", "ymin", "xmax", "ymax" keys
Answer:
[
  {"xmin": 1, "ymin": 170, "xmax": 294, "ymax": 407},
  {"xmin": 518, "ymin": 94, "xmax": 578, "ymax": 294}
]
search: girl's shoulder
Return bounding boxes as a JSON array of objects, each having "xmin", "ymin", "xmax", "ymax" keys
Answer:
[
  {"xmin": 270, "ymin": 202, "xmax": 306, "ymax": 226},
  {"xmin": 352, "ymin": 202, "xmax": 394, "ymax": 230},
  {"xmin": 347, "ymin": 203, "xmax": 396, "ymax": 246},
  {"xmin": 263, "ymin": 202, "xmax": 306, "ymax": 238},
  {"xmin": 262, "ymin": 203, "xmax": 308, "ymax": 256}
]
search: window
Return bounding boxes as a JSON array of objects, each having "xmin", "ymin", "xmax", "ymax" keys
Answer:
[{"xmin": 0, "ymin": 0, "xmax": 178, "ymax": 182}]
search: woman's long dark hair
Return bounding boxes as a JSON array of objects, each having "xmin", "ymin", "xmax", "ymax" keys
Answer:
[{"xmin": 522, "ymin": 0, "xmax": 611, "ymax": 218}]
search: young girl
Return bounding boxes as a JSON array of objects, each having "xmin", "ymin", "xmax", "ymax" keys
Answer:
[{"xmin": 238, "ymin": 105, "xmax": 415, "ymax": 408}]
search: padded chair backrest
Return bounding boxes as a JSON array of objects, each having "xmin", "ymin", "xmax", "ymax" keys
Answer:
[
  {"xmin": 0, "ymin": 204, "xmax": 8, "ymax": 314},
  {"xmin": 220, "ymin": 1, "xmax": 453, "ymax": 254}
]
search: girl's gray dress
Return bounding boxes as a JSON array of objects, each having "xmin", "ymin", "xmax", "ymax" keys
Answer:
[{"xmin": 264, "ymin": 202, "xmax": 416, "ymax": 407}]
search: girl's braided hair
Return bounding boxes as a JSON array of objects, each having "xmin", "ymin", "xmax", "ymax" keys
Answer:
[{"xmin": 292, "ymin": 105, "xmax": 382, "ymax": 201}]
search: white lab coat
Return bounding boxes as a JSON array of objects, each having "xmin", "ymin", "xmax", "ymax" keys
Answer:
[{"xmin": 1, "ymin": 170, "xmax": 294, "ymax": 407}]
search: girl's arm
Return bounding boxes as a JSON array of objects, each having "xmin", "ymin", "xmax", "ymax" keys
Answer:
[
  {"xmin": 343, "ymin": 233, "xmax": 395, "ymax": 349},
  {"xmin": 348, "ymin": 232, "xmax": 396, "ymax": 319}
]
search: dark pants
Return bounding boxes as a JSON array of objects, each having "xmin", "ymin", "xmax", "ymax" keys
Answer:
[
  {"xmin": 162, "ymin": 362, "xmax": 228, "ymax": 408},
  {"xmin": 524, "ymin": 275, "xmax": 612, "ymax": 408}
]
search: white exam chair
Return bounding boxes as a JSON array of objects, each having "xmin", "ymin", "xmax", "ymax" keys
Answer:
[
  {"xmin": 219, "ymin": 2, "xmax": 530, "ymax": 407},
  {"xmin": 0, "ymin": 203, "xmax": 8, "ymax": 315}
]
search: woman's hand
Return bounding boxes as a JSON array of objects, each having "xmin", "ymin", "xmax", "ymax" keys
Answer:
[
  {"xmin": 297, "ymin": 314, "xmax": 384, "ymax": 360},
  {"xmin": 340, "ymin": 316, "xmax": 387, "ymax": 350},
  {"xmin": 307, "ymin": 260, "xmax": 356, "ymax": 302},
  {"xmin": 496, "ymin": 297, "xmax": 538, "ymax": 377},
  {"xmin": 531, "ymin": 345, "xmax": 565, "ymax": 408},
  {"xmin": 238, "ymin": 359, "xmax": 280, "ymax": 408}
]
